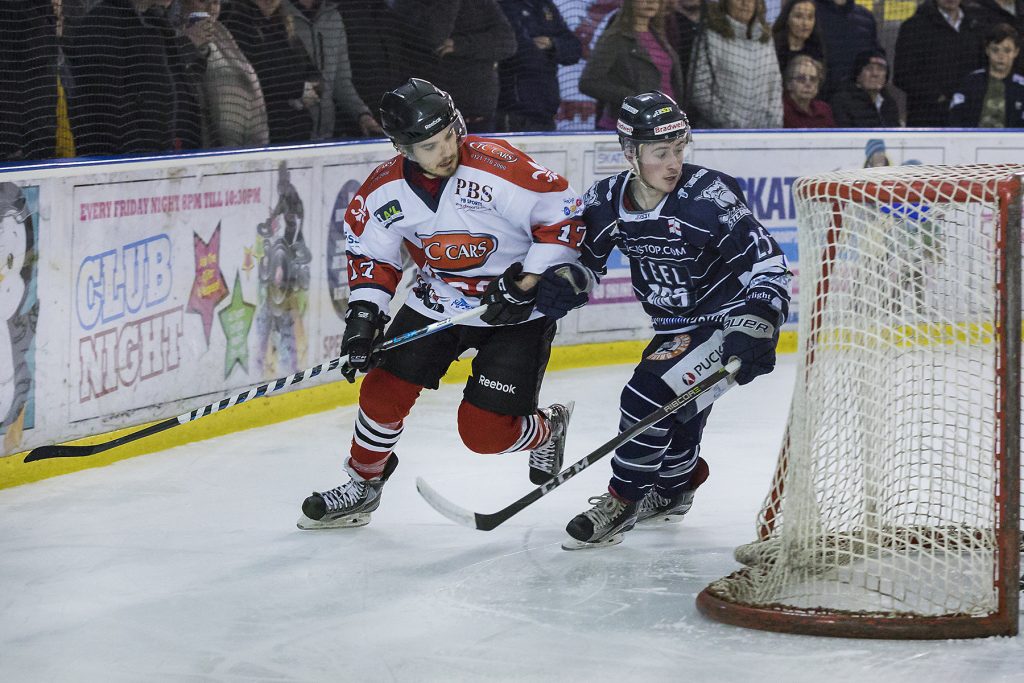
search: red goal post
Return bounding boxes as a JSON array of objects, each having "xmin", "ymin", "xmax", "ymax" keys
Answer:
[{"xmin": 698, "ymin": 164, "xmax": 1023, "ymax": 639}]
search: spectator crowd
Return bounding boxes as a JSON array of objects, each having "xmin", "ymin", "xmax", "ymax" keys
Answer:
[{"xmin": 2, "ymin": 0, "xmax": 1023, "ymax": 163}]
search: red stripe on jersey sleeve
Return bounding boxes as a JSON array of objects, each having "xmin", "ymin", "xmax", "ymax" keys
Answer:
[
  {"xmin": 532, "ymin": 218, "xmax": 585, "ymax": 248},
  {"xmin": 347, "ymin": 253, "xmax": 402, "ymax": 296}
]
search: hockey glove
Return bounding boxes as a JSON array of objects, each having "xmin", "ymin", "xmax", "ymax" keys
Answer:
[
  {"xmin": 535, "ymin": 262, "xmax": 591, "ymax": 320},
  {"xmin": 721, "ymin": 302, "xmax": 781, "ymax": 385},
  {"xmin": 481, "ymin": 262, "xmax": 536, "ymax": 325},
  {"xmin": 340, "ymin": 301, "xmax": 388, "ymax": 383}
]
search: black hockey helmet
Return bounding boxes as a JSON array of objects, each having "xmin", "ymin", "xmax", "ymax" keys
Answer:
[
  {"xmin": 379, "ymin": 78, "xmax": 465, "ymax": 147},
  {"xmin": 616, "ymin": 91, "xmax": 692, "ymax": 148}
]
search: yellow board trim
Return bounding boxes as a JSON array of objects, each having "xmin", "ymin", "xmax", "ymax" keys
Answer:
[{"xmin": 0, "ymin": 332, "xmax": 798, "ymax": 490}]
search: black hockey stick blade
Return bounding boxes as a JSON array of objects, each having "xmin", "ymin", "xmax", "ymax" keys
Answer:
[
  {"xmin": 416, "ymin": 359, "xmax": 741, "ymax": 531},
  {"xmin": 24, "ymin": 304, "xmax": 486, "ymax": 463},
  {"xmin": 23, "ymin": 419, "xmax": 180, "ymax": 462}
]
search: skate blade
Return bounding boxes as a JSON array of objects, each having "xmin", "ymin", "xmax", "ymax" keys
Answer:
[
  {"xmin": 636, "ymin": 514, "xmax": 687, "ymax": 527},
  {"xmin": 296, "ymin": 512, "xmax": 371, "ymax": 530},
  {"xmin": 561, "ymin": 533, "xmax": 625, "ymax": 551}
]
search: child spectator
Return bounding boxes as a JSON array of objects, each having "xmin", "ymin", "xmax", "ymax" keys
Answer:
[{"xmin": 949, "ymin": 22, "xmax": 1024, "ymax": 126}]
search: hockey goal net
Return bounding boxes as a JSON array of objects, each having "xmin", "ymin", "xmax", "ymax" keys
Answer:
[{"xmin": 698, "ymin": 164, "xmax": 1023, "ymax": 639}]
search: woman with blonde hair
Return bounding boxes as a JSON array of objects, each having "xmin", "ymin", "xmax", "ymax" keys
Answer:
[
  {"xmin": 689, "ymin": 0, "xmax": 783, "ymax": 128},
  {"xmin": 580, "ymin": 0, "xmax": 685, "ymax": 130}
]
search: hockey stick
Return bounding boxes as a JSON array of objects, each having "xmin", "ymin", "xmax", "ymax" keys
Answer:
[
  {"xmin": 416, "ymin": 358, "xmax": 742, "ymax": 531},
  {"xmin": 24, "ymin": 304, "xmax": 487, "ymax": 463}
]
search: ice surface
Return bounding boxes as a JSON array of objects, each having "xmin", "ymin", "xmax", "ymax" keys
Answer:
[{"xmin": 1, "ymin": 356, "xmax": 1021, "ymax": 682}]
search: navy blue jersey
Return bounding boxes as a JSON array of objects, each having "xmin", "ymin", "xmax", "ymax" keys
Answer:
[{"xmin": 581, "ymin": 164, "xmax": 790, "ymax": 333}]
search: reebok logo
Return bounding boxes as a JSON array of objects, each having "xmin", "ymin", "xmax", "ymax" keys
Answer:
[{"xmin": 478, "ymin": 374, "xmax": 517, "ymax": 394}]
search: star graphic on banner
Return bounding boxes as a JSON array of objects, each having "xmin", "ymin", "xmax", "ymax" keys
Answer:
[
  {"xmin": 218, "ymin": 271, "xmax": 256, "ymax": 378},
  {"xmin": 188, "ymin": 223, "xmax": 229, "ymax": 344}
]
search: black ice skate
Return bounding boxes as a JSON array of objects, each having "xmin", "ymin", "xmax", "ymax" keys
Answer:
[
  {"xmin": 529, "ymin": 402, "xmax": 574, "ymax": 484},
  {"xmin": 297, "ymin": 454, "xmax": 399, "ymax": 530},
  {"xmin": 636, "ymin": 457, "xmax": 709, "ymax": 526},
  {"xmin": 562, "ymin": 492, "xmax": 638, "ymax": 550}
]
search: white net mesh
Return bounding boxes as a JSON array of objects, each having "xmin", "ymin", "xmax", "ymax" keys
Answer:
[{"xmin": 700, "ymin": 164, "xmax": 1022, "ymax": 638}]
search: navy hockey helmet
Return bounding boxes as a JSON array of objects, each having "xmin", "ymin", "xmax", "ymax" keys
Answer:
[
  {"xmin": 379, "ymin": 78, "xmax": 465, "ymax": 147},
  {"xmin": 616, "ymin": 91, "xmax": 692, "ymax": 149}
]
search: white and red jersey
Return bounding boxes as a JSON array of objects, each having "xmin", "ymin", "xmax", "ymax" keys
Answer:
[{"xmin": 344, "ymin": 135, "xmax": 585, "ymax": 325}]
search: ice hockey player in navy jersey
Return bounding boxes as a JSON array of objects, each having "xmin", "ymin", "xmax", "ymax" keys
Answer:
[
  {"xmin": 556, "ymin": 91, "xmax": 791, "ymax": 549},
  {"xmin": 298, "ymin": 78, "xmax": 590, "ymax": 530}
]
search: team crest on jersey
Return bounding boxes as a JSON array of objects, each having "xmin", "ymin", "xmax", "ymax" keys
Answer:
[
  {"xmin": 348, "ymin": 194, "xmax": 368, "ymax": 226},
  {"xmin": 528, "ymin": 160, "xmax": 559, "ymax": 183},
  {"xmin": 583, "ymin": 184, "xmax": 600, "ymax": 208},
  {"xmin": 422, "ymin": 232, "xmax": 498, "ymax": 272},
  {"xmin": 373, "ymin": 199, "xmax": 404, "ymax": 227},
  {"xmin": 646, "ymin": 334, "xmax": 691, "ymax": 361},
  {"xmin": 667, "ymin": 217, "xmax": 682, "ymax": 236},
  {"xmin": 468, "ymin": 140, "xmax": 518, "ymax": 163},
  {"xmin": 698, "ymin": 177, "xmax": 739, "ymax": 209},
  {"xmin": 719, "ymin": 204, "xmax": 751, "ymax": 228}
]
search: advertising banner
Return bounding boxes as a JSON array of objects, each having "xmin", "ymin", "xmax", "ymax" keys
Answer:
[
  {"xmin": 0, "ymin": 183, "xmax": 39, "ymax": 452},
  {"xmin": 70, "ymin": 161, "xmax": 314, "ymax": 422}
]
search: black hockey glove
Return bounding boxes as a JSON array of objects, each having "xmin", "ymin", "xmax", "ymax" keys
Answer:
[
  {"xmin": 340, "ymin": 301, "xmax": 388, "ymax": 383},
  {"xmin": 535, "ymin": 262, "xmax": 591, "ymax": 320},
  {"xmin": 721, "ymin": 302, "xmax": 781, "ymax": 385},
  {"xmin": 481, "ymin": 262, "xmax": 536, "ymax": 325}
]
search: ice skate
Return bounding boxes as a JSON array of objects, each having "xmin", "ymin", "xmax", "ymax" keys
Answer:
[
  {"xmin": 297, "ymin": 454, "xmax": 399, "ymax": 530},
  {"xmin": 529, "ymin": 402, "xmax": 574, "ymax": 484},
  {"xmin": 562, "ymin": 492, "xmax": 638, "ymax": 550},
  {"xmin": 636, "ymin": 457, "xmax": 709, "ymax": 526}
]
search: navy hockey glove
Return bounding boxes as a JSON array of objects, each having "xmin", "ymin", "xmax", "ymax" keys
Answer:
[
  {"xmin": 481, "ymin": 262, "xmax": 536, "ymax": 325},
  {"xmin": 340, "ymin": 301, "xmax": 389, "ymax": 383},
  {"xmin": 535, "ymin": 262, "xmax": 591, "ymax": 320},
  {"xmin": 721, "ymin": 302, "xmax": 781, "ymax": 385}
]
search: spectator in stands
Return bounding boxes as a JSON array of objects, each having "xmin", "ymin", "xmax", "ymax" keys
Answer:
[
  {"xmin": 67, "ymin": 0, "xmax": 202, "ymax": 156},
  {"xmin": 336, "ymin": 0, "xmax": 409, "ymax": 133},
  {"xmin": 497, "ymin": 0, "xmax": 582, "ymax": 131},
  {"xmin": 773, "ymin": 0, "xmax": 826, "ymax": 75},
  {"xmin": 966, "ymin": 0, "xmax": 1024, "ymax": 71},
  {"xmin": 279, "ymin": 0, "xmax": 383, "ymax": 139},
  {"xmin": 0, "ymin": 0, "xmax": 76, "ymax": 161},
  {"xmin": 863, "ymin": 137, "xmax": 890, "ymax": 166},
  {"xmin": 390, "ymin": 0, "xmax": 517, "ymax": 133},
  {"xmin": 829, "ymin": 47, "xmax": 901, "ymax": 126},
  {"xmin": 581, "ymin": 0, "xmax": 684, "ymax": 130},
  {"xmin": 181, "ymin": 0, "xmax": 269, "ymax": 148},
  {"xmin": 574, "ymin": 0, "xmax": 624, "ymax": 59},
  {"xmin": 220, "ymin": 0, "xmax": 321, "ymax": 144},
  {"xmin": 894, "ymin": 0, "xmax": 985, "ymax": 127},
  {"xmin": 783, "ymin": 54, "xmax": 835, "ymax": 126},
  {"xmin": 670, "ymin": 0, "xmax": 706, "ymax": 83},
  {"xmin": 813, "ymin": 0, "xmax": 879, "ymax": 101},
  {"xmin": 689, "ymin": 0, "xmax": 784, "ymax": 128},
  {"xmin": 949, "ymin": 23, "xmax": 1024, "ymax": 126}
]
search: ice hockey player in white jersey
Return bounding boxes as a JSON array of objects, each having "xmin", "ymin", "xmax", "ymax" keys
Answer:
[
  {"xmin": 553, "ymin": 91, "xmax": 791, "ymax": 549},
  {"xmin": 298, "ymin": 78, "xmax": 590, "ymax": 530}
]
